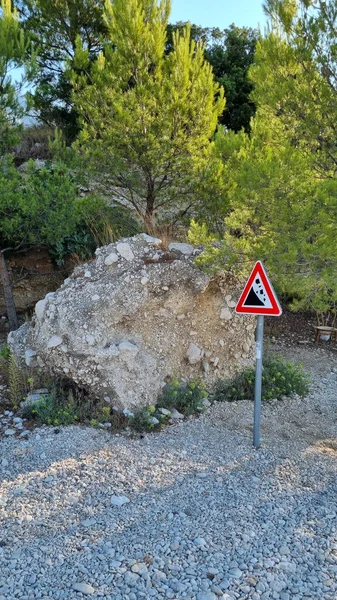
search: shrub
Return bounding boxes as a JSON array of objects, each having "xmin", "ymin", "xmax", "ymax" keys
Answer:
[
  {"xmin": 214, "ymin": 356, "xmax": 310, "ymax": 402},
  {"xmin": 75, "ymin": 197, "xmax": 142, "ymax": 248},
  {"xmin": 128, "ymin": 405, "xmax": 158, "ymax": 433},
  {"xmin": 22, "ymin": 393, "xmax": 79, "ymax": 426},
  {"xmin": 49, "ymin": 199, "xmax": 142, "ymax": 266},
  {"xmin": 158, "ymin": 377, "xmax": 208, "ymax": 416}
]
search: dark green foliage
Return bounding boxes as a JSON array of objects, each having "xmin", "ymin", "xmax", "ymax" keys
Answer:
[
  {"xmin": 0, "ymin": 344, "xmax": 10, "ymax": 361},
  {"xmin": 22, "ymin": 393, "xmax": 79, "ymax": 426},
  {"xmin": 21, "ymin": 379, "xmax": 117, "ymax": 427},
  {"xmin": 17, "ymin": 0, "xmax": 108, "ymax": 142},
  {"xmin": 75, "ymin": 199, "xmax": 142, "ymax": 248},
  {"xmin": 128, "ymin": 405, "xmax": 158, "ymax": 433},
  {"xmin": 208, "ymin": 25, "xmax": 258, "ymax": 133},
  {"xmin": 214, "ymin": 357, "xmax": 310, "ymax": 402},
  {"xmin": 158, "ymin": 377, "xmax": 208, "ymax": 416},
  {"xmin": 49, "ymin": 231, "xmax": 96, "ymax": 266},
  {"xmin": 167, "ymin": 23, "xmax": 259, "ymax": 132},
  {"xmin": 49, "ymin": 201, "xmax": 142, "ymax": 265}
]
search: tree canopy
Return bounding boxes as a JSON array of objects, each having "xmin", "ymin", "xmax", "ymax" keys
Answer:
[
  {"xmin": 167, "ymin": 22, "xmax": 259, "ymax": 132},
  {"xmin": 16, "ymin": 0, "xmax": 108, "ymax": 142},
  {"xmin": 193, "ymin": 0, "xmax": 337, "ymax": 314},
  {"xmin": 73, "ymin": 0, "xmax": 225, "ymax": 229},
  {"xmin": 0, "ymin": 0, "xmax": 30, "ymax": 152}
]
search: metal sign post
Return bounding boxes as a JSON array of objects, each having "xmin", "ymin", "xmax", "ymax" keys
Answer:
[
  {"xmin": 253, "ymin": 315, "xmax": 264, "ymax": 449},
  {"xmin": 235, "ymin": 261, "xmax": 282, "ymax": 449}
]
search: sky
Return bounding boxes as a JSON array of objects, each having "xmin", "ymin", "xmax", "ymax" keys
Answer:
[{"xmin": 170, "ymin": 0, "xmax": 267, "ymax": 30}]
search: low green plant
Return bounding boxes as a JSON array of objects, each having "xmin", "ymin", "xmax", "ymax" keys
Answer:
[
  {"xmin": 8, "ymin": 354, "xmax": 26, "ymax": 409},
  {"xmin": 0, "ymin": 344, "xmax": 10, "ymax": 361},
  {"xmin": 22, "ymin": 393, "xmax": 79, "ymax": 426},
  {"xmin": 128, "ymin": 405, "xmax": 158, "ymax": 433},
  {"xmin": 158, "ymin": 377, "xmax": 208, "ymax": 416},
  {"xmin": 214, "ymin": 356, "xmax": 310, "ymax": 402}
]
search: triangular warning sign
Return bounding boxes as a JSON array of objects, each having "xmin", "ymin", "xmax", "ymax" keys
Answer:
[{"xmin": 235, "ymin": 261, "xmax": 282, "ymax": 316}]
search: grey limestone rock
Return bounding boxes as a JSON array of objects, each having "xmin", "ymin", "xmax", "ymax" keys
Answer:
[{"xmin": 8, "ymin": 235, "xmax": 255, "ymax": 409}]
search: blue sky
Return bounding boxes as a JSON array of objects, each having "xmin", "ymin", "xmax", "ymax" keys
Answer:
[{"xmin": 170, "ymin": 0, "xmax": 266, "ymax": 30}]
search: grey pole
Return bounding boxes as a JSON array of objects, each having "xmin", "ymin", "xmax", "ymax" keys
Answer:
[{"xmin": 253, "ymin": 315, "xmax": 264, "ymax": 449}]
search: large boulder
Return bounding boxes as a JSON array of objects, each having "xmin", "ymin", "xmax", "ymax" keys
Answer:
[{"xmin": 9, "ymin": 235, "xmax": 256, "ymax": 409}]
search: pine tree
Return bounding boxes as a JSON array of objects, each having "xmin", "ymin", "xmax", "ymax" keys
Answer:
[
  {"xmin": 194, "ymin": 1, "xmax": 337, "ymax": 315},
  {"xmin": 0, "ymin": 0, "xmax": 29, "ymax": 152},
  {"xmin": 16, "ymin": 0, "xmax": 108, "ymax": 142},
  {"xmin": 73, "ymin": 0, "xmax": 225, "ymax": 230}
]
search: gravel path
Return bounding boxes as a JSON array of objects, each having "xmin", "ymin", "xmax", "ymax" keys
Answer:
[{"xmin": 0, "ymin": 344, "xmax": 336, "ymax": 600}]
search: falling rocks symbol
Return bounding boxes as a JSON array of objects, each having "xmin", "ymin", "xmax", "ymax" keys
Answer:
[{"xmin": 243, "ymin": 285, "xmax": 264, "ymax": 307}]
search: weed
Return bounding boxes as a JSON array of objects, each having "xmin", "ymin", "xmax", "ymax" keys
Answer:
[
  {"xmin": 214, "ymin": 356, "xmax": 310, "ymax": 402},
  {"xmin": 158, "ymin": 377, "xmax": 208, "ymax": 416},
  {"xmin": 22, "ymin": 393, "xmax": 79, "ymax": 426},
  {"xmin": 128, "ymin": 405, "xmax": 158, "ymax": 433}
]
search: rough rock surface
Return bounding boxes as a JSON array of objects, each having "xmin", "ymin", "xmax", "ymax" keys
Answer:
[{"xmin": 9, "ymin": 235, "xmax": 255, "ymax": 409}]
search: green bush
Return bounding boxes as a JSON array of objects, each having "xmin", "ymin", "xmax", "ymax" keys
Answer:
[
  {"xmin": 49, "ymin": 199, "xmax": 142, "ymax": 266},
  {"xmin": 128, "ymin": 405, "xmax": 158, "ymax": 433},
  {"xmin": 49, "ymin": 230, "xmax": 96, "ymax": 266},
  {"xmin": 22, "ymin": 393, "xmax": 79, "ymax": 426},
  {"xmin": 21, "ymin": 379, "xmax": 115, "ymax": 427},
  {"xmin": 214, "ymin": 356, "xmax": 310, "ymax": 402},
  {"xmin": 158, "ymin": 377, "xmax": 208, "ymax": 416},
  {"xmin": 0, "ymin": 344, "xmax": 10, "ymax": 361}
]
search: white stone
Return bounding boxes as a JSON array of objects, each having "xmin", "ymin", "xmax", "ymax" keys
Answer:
[
  {"xmin": 170, "ymin": 409, "xmax": 184, "ymax": 420},
  {"xmin": 116, "ymin": 242, "xmax": 134, "ymax": 261},
  {"xmin": 220, "ymin": 307, "xmax": 233, "ymax": 320},
  {"xmin": 150, "ymin": 417, "xmax": 160, "ymax": 425},
  {"xmin": 158, "ymin": 408, "xmax": 171, "ymax": 416},
  {"xmin": 118, "ymin": 340, "xmax": 139, "ymax": 356},
  {"xmin": 187, "ymin": 342, "xmax": 203, "ymax": 365},
  {"xmin": 47, "ymin": 336, "xmax": 62, "ymax": 349},
  {"xmin": 125, "ymin": 571, "xmax": 140, "ymax": 586},
  {"xmin": 104, "ymin": 253, "xmax": 119, "ymax": 266},
  {"xmin": 168, "ymin": 242, "xmax": 194, "ymax": 255},
  {"xmin": 8, "ymin": 235, "xmax": 255, "ymax": 411},
  {"xmin": 84, "ymin": 270, "xmax": 91, "ymax": 278},
  {"xmin": 111, "ymin": 495, "xmax": 130, "ymax": 506},
  {"xmin": 85, "ymin": 335, "xmax": 95, "ymax": 346},
  {"xmin": 73, "ymin": 582, "xmax": 95, "ymax": 595},
  {"xmin": 140, "ymin": 233, "xmax": 162, "ymax": 246},
  {"xmin": 35, "ymin": 299, "xmax": 47, "ymax": 321},
  {"xmin": 4, "ymin": 429, "xmax": 16, "ymax": 436},
  {"xmin": 91, "ymin": 294, "xmax": 100, "ymax": 301},
  {"xmin": 131, "ymin": 562, "xmax": 148, "ymax": 576},
  {"xmin": 25, "ymin": 348, "xmax": 37, "ymax": 367},
  {"xmin": 141, "ymin": 277, "xmax": 149, "ymax": 285}
]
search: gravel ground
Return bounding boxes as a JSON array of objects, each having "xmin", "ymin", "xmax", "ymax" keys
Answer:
[{"xmin": 0, "ymin": 343, "xmax": 336, "ymax": 600}]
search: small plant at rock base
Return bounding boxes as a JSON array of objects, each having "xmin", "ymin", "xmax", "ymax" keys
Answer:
[
  {"xmin": 0, "ymin": 344, "xmax": 10, "ymax": 361},
  {"xmin": 158, "ymin": 377, "xmax": 208, "ymax": 416},
  {"xmin": 128, "ymin": 405, "xmax": 158, "ymax": 433},
  {"xmin": 22, "ymin": 393, "xmax": 79, "ymax": 426},
  {"xmin": 213, "ymin": 356, "xmax": 310, "ymax": 402},
  {"xmin": 8, "ymin": 354, "xmax": 26, "ymax": 409}
]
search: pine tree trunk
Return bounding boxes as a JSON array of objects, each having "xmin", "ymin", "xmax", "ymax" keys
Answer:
[
  {"xmin": 144, "ymin": 198, "xmax": 155, "ymax": 233},
  {"xmin": 0, "ymin": 251, "xmax": 18, "ymax": 331}
]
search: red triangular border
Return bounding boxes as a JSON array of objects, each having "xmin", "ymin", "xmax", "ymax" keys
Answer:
[{"xmin": 235, "ymin": 261, "xmax": 282, "ymax": 316}]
